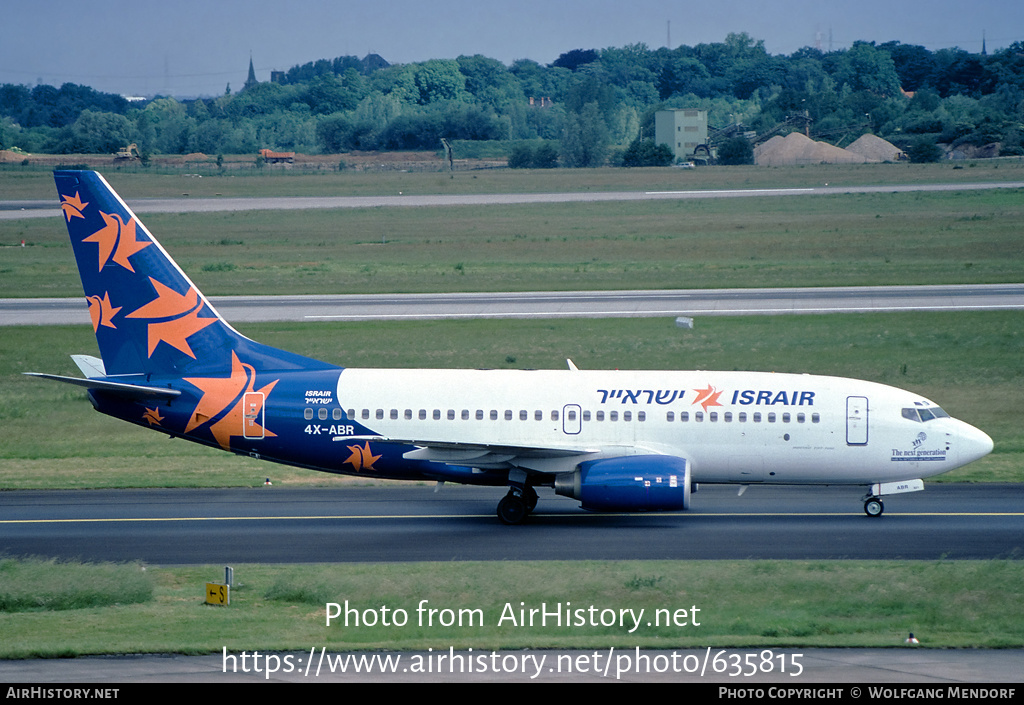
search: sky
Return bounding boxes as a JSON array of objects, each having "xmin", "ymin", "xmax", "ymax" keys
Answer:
[{"xmin": 3, "ymin": 0, "xmax": 1022, "ymax": 98}]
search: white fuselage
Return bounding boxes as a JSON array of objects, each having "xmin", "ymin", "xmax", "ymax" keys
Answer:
[{"xmin": 333, "ymin": 368, "xmax": 992, "ymax": 485}]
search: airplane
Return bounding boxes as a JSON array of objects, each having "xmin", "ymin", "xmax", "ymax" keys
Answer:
[{"xmin": 29, "ymin": 170, "xmax": 994, "ymax": 524}]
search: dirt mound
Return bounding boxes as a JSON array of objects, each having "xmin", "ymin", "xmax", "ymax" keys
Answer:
[
  {"xmin": 0, "ymin": 150, "xmax": 30, "ymax": 163},
  {"xmin": 755, "ymin": 132, "xmax": 867, "ymax": 166},
  {"xmin": 846, "ymin": 134, "xmax": 905, "ymax": 162}
]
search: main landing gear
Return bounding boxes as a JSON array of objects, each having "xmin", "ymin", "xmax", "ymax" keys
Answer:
[{"xmin": 497, "ymin": 475, "xmax": 539, "ymax": 525}]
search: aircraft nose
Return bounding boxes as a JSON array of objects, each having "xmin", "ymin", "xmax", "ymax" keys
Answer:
[{"xmin": 958, "ymin": 422, "xmax": 994, "ymax": 465}]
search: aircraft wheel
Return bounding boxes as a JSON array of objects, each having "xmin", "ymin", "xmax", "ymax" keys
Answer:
[
  {"xmin": 497, "ymin": 493, "xmax": 529, "ymax": 525},
  {"xmin": 864, "ymin": 498, "xmax": 884, "ymax": 518}
]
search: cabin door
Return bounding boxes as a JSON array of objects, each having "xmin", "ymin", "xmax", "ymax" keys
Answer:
[
  {"xmin": 846, "ymin": 396, "xmax": 869, "ymax": 445},
  {"xmin": 243, "ymin": 392, "xmax": 266, "ymax": 439}
]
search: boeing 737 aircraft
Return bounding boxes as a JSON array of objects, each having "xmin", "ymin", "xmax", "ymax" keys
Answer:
[{"xmin": 30, "ymin": 171, "xmax": 993, "ymax": 523}]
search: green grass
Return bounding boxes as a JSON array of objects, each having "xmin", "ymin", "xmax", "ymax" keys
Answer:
[
  {"xmin": 0, "ymin": 559, "xmax": 1021, "ymax": 657},
  {"xmin": 3, "ymin": 160, "xmax": 1024, "ymax": 200},
  {"xmin": 0, "ymin": 557, "xmax": 152, "ymax": 613},
  {"xmin": 2, "ymin": 312, "xmax": 1021, "ymax": 488},
  {"xmin": 3, "ymin": 170, "xmax": 1024, "ymax": 298}
]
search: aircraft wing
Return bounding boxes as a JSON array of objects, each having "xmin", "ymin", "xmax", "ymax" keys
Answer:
[{"xmin": 351, "ymin": 434, "xmax": 645, "ymax": 474}]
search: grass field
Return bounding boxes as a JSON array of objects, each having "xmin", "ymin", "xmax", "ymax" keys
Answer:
[
  {"xmin": 1, "ymin": 559, "xmax": 1022, "ymax": 657},
  {"xmin": 3, "ymin": 159, "xmax": 1024, "ymax": 199},
  {"xmin": 1, "ymin": 163, "xmax": 1021, "ymax": 658},
  {"xmin": 3, "ymin": 186, "xmax": 1024, "ymax": 298}
]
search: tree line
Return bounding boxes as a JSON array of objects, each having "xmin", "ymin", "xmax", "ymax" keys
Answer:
[{"xmin": 2, "ymin": 33, "xmax": 1023, "ymax": 165}]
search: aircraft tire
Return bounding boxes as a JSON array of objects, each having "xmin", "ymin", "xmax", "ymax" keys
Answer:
[
  {"xmin": 864, "ymin": 498, "xmax": 884, "ymax": 518},
  {"xmin": 497, "ymin": 493, "xmax": 529, "ymax": 525}
]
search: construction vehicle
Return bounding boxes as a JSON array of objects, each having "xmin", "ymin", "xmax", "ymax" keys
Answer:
[
  {"xmin": 258, "ymin": 149, "xmax": 295, "ymax": 164},
  {"xmin": 114, "ymin": 143, "xmax": 140, "ymax": 161}
]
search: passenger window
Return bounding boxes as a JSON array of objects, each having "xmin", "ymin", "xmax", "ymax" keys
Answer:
[
  {"xmin": 623, "ymin": 411, "xmax": 631, "ymax": 421},
  {"xmin": 334, "ymin": 408, "xmax": 343, "ymax": 420},
  {"xmin": 738, "ymin": 412, "xmax": 747, "ymax": 422},
  {"xmin": 433, "ymin": 409, "xmax": 441, "ymax": 420},
  {"xmin": 476, "ymin": 410, "xmax": 484, "ymax": 420},
  {"xmin": 753, "ymin": 413, "xmax": 762, "ymax": 422},
  {"xmin": 695, "ymin": 412, "xmax": 704, "ymax": 422},
  {"xmin": 709, "ymin": 412, "xmax": 718, "ymax": 422},
  {"xmin": 610, "ymin": 411, "xmax": 619, "ymax": 421},
  {"xmin": 582, "ymin": 411, "xmax": 591, "ymax": 421},
  {"xmin": 812, "ymin": 413, "xmax": 820, "ymax": 423},
  {"xmin": 680, "ymin": 412, "xmax": 689, "ymax": 422},
  {"xmin": 405, "ymin": 409, "xmax": 413, "ymax": 420},
  {"xmin": 535, "ymin": 410, "xmax": 543, "ymax": 421},
  {"xmin": 505, "ymin": 410, "xmax": 513, "ymax": 421},
  {"xmin": 666, "ymin": 412, "xmax": 675, "ymax": 422},
  {"xmin": 637, "ymin": 411, "xmax": 646, "ymax": 422},
  {"xmin": 419, "ymin": 410, "xmax": 427, "ymax": 420},
  {"xmin": 462, "ymin": 410, "xmax": 469, "ymax": 420},
  {"xmin": 490, "ymin": 410, "xmax": 498, "ymax": 420},
  {"xmin": 596, "ymin": 411, "xmax": 604, "ymax": 421},
  {"xmin": 304, "ymin": 408, "xmax": 314, "ymax": 420},
  {"xmin": 724, "ymin": 412, "xmax": 732, "ymax": 422},
  {"xmin": 390, "ymin": 409, "xmax": 398, "ymax": 420},
  {"xmin": 447, "ymin": 409, "xmax": 455, "ymax": 420}
]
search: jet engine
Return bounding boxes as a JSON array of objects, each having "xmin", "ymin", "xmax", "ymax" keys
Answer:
[{"xmin": 554, "ymin": 455, "xmax": 691, "ymax": 512}]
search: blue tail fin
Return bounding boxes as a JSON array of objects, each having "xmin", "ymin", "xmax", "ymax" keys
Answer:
[{"xmin": 55, "ymin": 171, "xmax": 332, "ymax": 377}]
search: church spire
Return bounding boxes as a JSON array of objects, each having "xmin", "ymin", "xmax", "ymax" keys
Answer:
[{"xmin": 244, "ymin": 54, "xmax": 258, "ymax": 90}]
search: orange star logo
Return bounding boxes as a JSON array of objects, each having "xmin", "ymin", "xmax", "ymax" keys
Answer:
[
  {"xmin": 82, "ymin": 211, "xmax": 150, "ymax": 273},
  {"xmin": 184, "ymin": 352, "xmax": 278, "ymax": 450},
  {"xmin": 60, "ymin": 192, "xmax": 89, "ymax": 221},
  {"xmin": 692, "ymin": 384, "xmax": 724, "ymax": 411},
  {"xmin": 86, "ymin": 291, "xmax": 121, "ymax": 331},
  {"xmin": 142, "ymin": 407, "xmax": 164, "ymax": 426},
  {"xmin": 125, "ymin": 278, "xmax": 217, "ymax": 358},
  {"xmin": 345, "ymin": 442, "xmax": 381, "ymax": 472}
]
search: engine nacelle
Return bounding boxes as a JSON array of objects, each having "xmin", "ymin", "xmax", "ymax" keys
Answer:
[{"xmin": 554, "ymin": 455, "xmax": 691, "ymax": 512}]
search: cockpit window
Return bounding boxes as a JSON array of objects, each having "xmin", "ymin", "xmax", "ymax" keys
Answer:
[{"xmin": 902, "ymin": 406, "xmax": 950, "ymax": 422}]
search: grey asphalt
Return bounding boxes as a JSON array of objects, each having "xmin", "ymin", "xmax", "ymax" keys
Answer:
[
  {"xmin": 4, "ymin": 180, "xmax": 1024, "ymax": 220},
  {"xmin": 2, "ymin": 484, "xmax": 1021, "ymax": 563},
  {"xmin": 4, "ymin": 284, "xmax": 1024, "ymax": 325}
]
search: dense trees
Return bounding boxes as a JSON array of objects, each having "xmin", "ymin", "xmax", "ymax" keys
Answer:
[{"xmin": 3, "ymin": 36, "xmax": 1023, "ymax": 164}]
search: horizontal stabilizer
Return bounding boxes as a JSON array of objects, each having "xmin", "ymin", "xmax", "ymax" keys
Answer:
[{"xmin": 24, "ymin": 372, "xmax": 181, "ymax": 400}]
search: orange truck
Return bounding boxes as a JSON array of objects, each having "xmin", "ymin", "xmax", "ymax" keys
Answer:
[{"xmin": 258, "ymin": 149, "xmax": 295, "ymax": 164}]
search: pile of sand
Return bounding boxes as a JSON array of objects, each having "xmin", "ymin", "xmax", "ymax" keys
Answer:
[
  {"xmin": 754, "ymin": 132, "xmax": 867, "ymax": 166},
  {"xmin": 846, "ymin": 134, "xmax": 905, "ymax": 162},
  {"xmin": 0, "ymin": 149, "xmax": 29, "ymax": 163}
]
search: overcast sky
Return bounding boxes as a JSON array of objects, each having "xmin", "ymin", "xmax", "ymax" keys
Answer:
[{"xmin": 3, "ymin": 0, "xmax": 1021, "ymax": 98}]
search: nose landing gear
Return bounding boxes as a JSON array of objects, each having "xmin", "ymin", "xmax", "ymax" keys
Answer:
[{"xmin": 863, "ymin": 497, "xmax": 884, "ymax": 518}]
